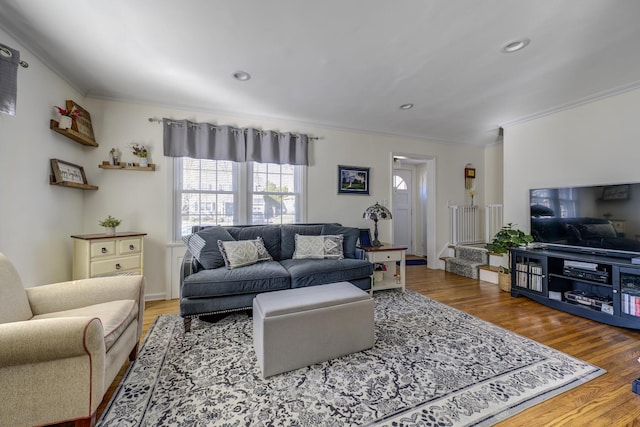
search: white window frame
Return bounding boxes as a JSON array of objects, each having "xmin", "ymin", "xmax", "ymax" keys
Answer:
[{"xmin": 172, "ymin": 158, "xmax": 307, "ymax": 240}]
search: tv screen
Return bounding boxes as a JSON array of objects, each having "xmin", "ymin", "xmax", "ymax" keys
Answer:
[{"xmin": 530, "ymin": 183, "xmax": 640, "ymax": 257}]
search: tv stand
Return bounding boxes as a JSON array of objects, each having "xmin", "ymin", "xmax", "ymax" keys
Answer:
[{"xmin": 510, "ymin": 248, "xmax": 640, "ymax": 329}]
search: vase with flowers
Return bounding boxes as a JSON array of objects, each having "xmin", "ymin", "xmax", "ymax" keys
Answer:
[
  {"xmin": 130, "ymin": 143, "xmax": 149, "ymax": 167},
  {"xmin": 54, "ymin": 106, "xmax": 82, "ymax": 130}
]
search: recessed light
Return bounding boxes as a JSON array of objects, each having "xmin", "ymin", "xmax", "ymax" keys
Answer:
[
  {"xmin": 502, "ymin": 38, "xmax": 530, "ymax": 53},
  {"xmin": 399, "ymin": 103, "xmax": 414, "ymax": 110},
  {"xmin": 233, "ymin": 71, "xmax": 251, "ymax": 81}
]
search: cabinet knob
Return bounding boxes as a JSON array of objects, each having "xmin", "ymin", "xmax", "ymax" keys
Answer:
[
  {"xmin": 129, "ymin": 244, "xmax": 135, "ymax": 250},
  {"xmin": 115, "ymin": 263, "xmax": 121, "ymax": 270},
  {"xmin": 613, "ymin": 289, "xmax": 618, "ymax": 294},
  {"xmin": 101, "ymin": 247, "xmax": 107, "ymax": 254}
]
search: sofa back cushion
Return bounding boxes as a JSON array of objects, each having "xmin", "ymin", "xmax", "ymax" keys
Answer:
[
  {"xmin": 0, "ymin": 253, "xmax": 33, "ymax": 323},
  {"xmin": 280, "ymin": 225, "xmax": 324, "ymax": 260},
  {"xmin": 182, "ymin": 226, "xmax": 236, "ymax": 269},
  {"xmin": 226, "ymin": 225, "xmax": 282, "ymax": 260},
  {"xmin": 321, "ymin": 224, "xmax": 359, "ymax": 259}
]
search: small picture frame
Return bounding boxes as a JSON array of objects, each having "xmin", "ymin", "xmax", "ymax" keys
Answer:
[
  {"xmin": 50, "ymin": 159, "xmax": 88, "ymax": 185},
  {"xmin": 601, "ymin": 184, "xmax": 630, "ymax": 201},
  {"xmin": 338, "ymin": 165, "xmax": 370, "ymax": 195},
  {"xmin": 66, "ymin": 100, "xmax": 95, "ymax": 142},
  {"xmin": 358, "ymin": 228, "xmax": 372, "ymax": 247}
]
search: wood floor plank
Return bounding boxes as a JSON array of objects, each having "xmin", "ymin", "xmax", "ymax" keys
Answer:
[{"xmin": 58, "ymin": 265, "xmax": 640, "ymax": 426}]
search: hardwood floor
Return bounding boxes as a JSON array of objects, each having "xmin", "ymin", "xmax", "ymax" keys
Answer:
[{"xmin": 88, "ymin": 265, "xmax": 640, "ymax": 426}]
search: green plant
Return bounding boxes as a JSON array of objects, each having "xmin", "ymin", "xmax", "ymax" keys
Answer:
[
  {"xmin": 99, "ymin": 215, "xmax": 122, "ymax": 228},
  {"xmin": 486, "ymin": 223, "xmax": 533, "ymax": 273}
]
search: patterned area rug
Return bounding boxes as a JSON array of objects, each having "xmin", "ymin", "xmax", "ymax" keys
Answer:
[{"xmin": 98, "ymin": 290, "xmax": 605, "ymax": 426}]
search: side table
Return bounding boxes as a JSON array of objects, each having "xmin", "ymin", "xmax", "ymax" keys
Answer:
[{"xmin": 361, "ymin": 244, "xmax": 407, "ymax": 294}]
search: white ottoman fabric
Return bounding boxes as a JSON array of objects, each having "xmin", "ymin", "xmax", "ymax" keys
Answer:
[{"xmin": 253, "ymin": 281, "xmax": 375, "ymax": 378}]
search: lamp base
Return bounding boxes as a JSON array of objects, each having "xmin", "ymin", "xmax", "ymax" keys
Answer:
[
  {"xmin": 372, "ymin": 239, "xmax": 383, "ymax": 247},
  {"xmin": 372, "ymin": 220, "xmax": 382, "ymax": 246}
]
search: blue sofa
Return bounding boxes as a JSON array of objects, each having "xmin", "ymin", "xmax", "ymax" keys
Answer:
[{"xmin": 180, "ymin": 223, "xmax": 373, "ymax": 331}]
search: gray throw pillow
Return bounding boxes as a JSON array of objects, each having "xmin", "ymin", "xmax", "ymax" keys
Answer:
[
  {"xmin": 182, "ymin": 226, "xmax": 235, "ymax": 269},
  {"xmin": 321, "ymin": 224, "xmax": 359, "ymax": 259},
  {"xmin": 281, "ymin": 225, "xmax": 324, "ymax": 259},
  {"xmin": 293, "ymin": 234, "xmax": 344, "ymax": 260},
  {"xmin": 218, "ymin": 237, "xmax": 273, "ymax": 269}
]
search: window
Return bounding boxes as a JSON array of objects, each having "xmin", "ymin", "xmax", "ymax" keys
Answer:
[{"xmin": 174, "ymin": 158, "xmax": 305, "ymax": 238}]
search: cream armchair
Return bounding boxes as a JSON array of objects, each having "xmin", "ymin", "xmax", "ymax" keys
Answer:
[{"xmin": 0, "ymin": 253, "xmax": 144, "ymax": 427}]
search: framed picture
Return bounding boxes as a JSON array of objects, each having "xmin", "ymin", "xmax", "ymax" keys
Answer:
[
  {"xmin": 358, "ymin": 228, "xmax": 372, "ymax": 247},
  {"xmin": 602, "ymin": 184, "xmax": 630, "ymax": 201},
  {"xmin": 338, "ymin": 165, "xmax": 370, "ymax": 195},
  {"xmin": 66, "ymin": 100, "xmax": 95, "ymax": 142},
  {"xmin": 50, "ymin": 159, "xmax": 88, "ymax": 185}
]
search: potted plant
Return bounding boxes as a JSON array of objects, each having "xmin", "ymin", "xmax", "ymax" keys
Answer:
[
  {"xmin": 99, "ymin": 215, "xmax": 122, "ymax": 236},
  {"xmin": 54, "ymin": 105, "xmax": 82, "ymax": 130},
  {"xmin": 130, "ymin": 143, "xmax": 149, "ymax": 167},
  {"xmin": 486, "ymin": 223, "xmax": 533, "ymax": 292}
]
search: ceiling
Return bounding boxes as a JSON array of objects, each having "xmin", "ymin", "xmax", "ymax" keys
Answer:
[{"xmin": 2, "ymin": 0, "xmax": 640, "ymax": 146}]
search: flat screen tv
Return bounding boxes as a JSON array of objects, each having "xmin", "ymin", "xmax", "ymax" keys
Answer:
[{"xmin": 530, "ymin": 183, "xmax": 640, "ymax": 257}]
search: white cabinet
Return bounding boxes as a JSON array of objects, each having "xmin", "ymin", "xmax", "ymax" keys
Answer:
[
  {"xmin": 72, "ymin": 232, "xmax": 146, "ymax": 279},
  {"xmin": 363, "ymin": 245, "xmax": 407, "ymax": 294}
]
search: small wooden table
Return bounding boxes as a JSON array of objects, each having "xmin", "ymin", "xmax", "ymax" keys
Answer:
[{"xmin": 361, "ymin": 244, "xmax": 407, "ymax": 294}]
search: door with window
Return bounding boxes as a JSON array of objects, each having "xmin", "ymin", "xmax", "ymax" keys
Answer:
[{"xmin": 393, "ymin": 168, "xmax": 413, "ymax": 252}]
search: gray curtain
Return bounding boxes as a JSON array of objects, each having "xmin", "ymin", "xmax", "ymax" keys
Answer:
[
  {"xmin": 163, "ymin": 119, "xmax": 309, "ymax": 166},
  {"xmin": 163, "ymin": 119, "xmax": 245, "ymax": 162},
  {"xmin": 246, "ymin": 128, "xmax": 309, "ymax": 166},
  {"xmin": 0, "ymin": 43, "xmax": 20, "ymax": 116}
]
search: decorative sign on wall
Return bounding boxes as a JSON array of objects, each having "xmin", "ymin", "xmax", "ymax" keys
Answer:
[{"xmin": 66, "ymin": 100, "xmax": 95, "ymax": 143}]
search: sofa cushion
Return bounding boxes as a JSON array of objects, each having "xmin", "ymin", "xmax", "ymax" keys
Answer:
[
  {"xmin": 280, "ymin": 225, "xmax": 324, "ymax": 260},
  {"xmin": 218, "ymin": 237, "xmax": 273, "ymax": 269},
  {"xmin": 0, "ymin": 253, "xmax": 33, "ymax": 324},
  {"xmin": 181, "ymin": 261, "xmax": 290, "ymax": 298},
  {"xmin": 321, "ymin": 224, "xmax": 359, "ymax": 259},
  {"xmin": 225, "ymin": 226, "xmax": 282, "ymax": 260},
  {"xmin": 280, "ymin": 258, "xmax": 373, "ymax": 288},
  {"xmin": 182, "ymin": 226, "xmax": 235, "ymax": 270},
  {"xmin": 32, "ymin": 299, "xmax": 138, "ymax": 352},
  {"xmin": 293, "ymin": 234, "xmax": 344, "ymax": 260}
]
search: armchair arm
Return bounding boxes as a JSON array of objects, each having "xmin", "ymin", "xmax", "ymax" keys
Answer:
[
  {"xmin": 355, "ymin": 247, "xmax": 367, "ymax": 260},
  {"xmin": 26, "ymin": 275, "xmax": 145, "ymax": 340},
  {"xmin": 26, "ymin": 275, "xmax": 144, "ymax": 314},
  {"xmin": 0, "ymin": 317, "xmax": 104, "ymax": 367},
  {"xmin": 0, "ymin": 317, "xmax": 106, "ymax": 425}
]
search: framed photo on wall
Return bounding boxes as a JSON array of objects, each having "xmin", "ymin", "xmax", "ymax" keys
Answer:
[
  {"xmin": 338, "ymin": 165, "xmax": 370, "ymax": 195},
  {"xmin": 50, "ymin": 159, "xmax": 88, "ymax": 185},
  {"xmin": 66, "ymin": 100, "xmax": 95, "ymax": 142}
]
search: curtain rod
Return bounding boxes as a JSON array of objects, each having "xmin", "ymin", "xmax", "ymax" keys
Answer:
[
  {"xmin": 147, "ymin": 117, "xmax": 320, "ymax": 140},
  {"xmin": 0, "ymin": 46, "xmax": 29, "ymax": 68}
]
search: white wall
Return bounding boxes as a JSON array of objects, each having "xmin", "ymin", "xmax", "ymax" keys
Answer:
[
  {"xmin": 0, "ymin": 30, "xmax": 488, "ymax": 297},
  {"xmin": 503, "ymin": 87, "xmax": 640, "ymax": 231},
  {"xmin": 0, "ymin": 28, "xmax": 88, "ymax": 286},
  {"xmin": 79, "ymin": 99, "xmax": 486, "ymax": 298}
]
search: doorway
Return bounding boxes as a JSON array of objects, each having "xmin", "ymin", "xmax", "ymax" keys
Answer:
[{"xmin": 391, "ymin": 154, "xmax": 436, "ymax": 268}]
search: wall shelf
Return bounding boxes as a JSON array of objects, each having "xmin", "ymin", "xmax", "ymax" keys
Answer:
[
  {"xmin": 49, "ymin": 175, "xmax": 98, "ymax": 190},
  {"xmin": 49, "ymin": 119, "xmax": 98, "ymax": 147},
  {"xmin": 99, "ymin": 161, "xmax": 156, "ymax": 171}
]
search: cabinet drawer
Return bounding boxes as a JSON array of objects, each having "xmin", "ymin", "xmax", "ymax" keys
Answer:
[
  {"xmin": 91, "ymin": 255, "xmax": 141, "ymax": 276},
  {"xmin": 90, "ymin": 241, "xmax": 116, "ymax": 258},
  {"xmin": 119, "ymin": 238, "xmax": 142, "ymax": 255},
  {"xmin": 370, "ymin": 251, "xmax": 402, "ymax": 263}
]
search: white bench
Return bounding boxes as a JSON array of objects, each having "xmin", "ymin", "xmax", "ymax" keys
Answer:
[{"xmin": 253, "ymin": 281, "xmax": 375, "ymax": 378}]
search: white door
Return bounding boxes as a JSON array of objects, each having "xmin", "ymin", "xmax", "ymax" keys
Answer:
[{"xmin": 393, "ymin": 168, "xmax": 413, "ymax": 252}]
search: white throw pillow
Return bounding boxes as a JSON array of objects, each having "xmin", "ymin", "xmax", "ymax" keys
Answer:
[
  {"xmin": 293, "ymin": 234, "xmax": 344, "ymax": 260},
  {"xmin": 217, "ymin": 237, "xmax": 273, "ymax": 269}
]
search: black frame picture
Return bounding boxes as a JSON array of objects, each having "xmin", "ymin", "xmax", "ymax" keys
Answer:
[
  {"xmin": 338, "ymin": 165, "xmax": 370, "ymax": 195},
  {"xmin": 358, "ymin": 228, "xmax": 372, "ymax": 247}
]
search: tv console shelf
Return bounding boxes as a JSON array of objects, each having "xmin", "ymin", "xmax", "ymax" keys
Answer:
[{"xmin": 510, "ymin": 247, "xmax": 640, "ymax": 330}]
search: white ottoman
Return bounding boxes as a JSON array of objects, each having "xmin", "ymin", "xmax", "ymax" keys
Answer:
[{"xmin": 253, "ymin": 281, "xmax": 375, "ymax": 378}]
